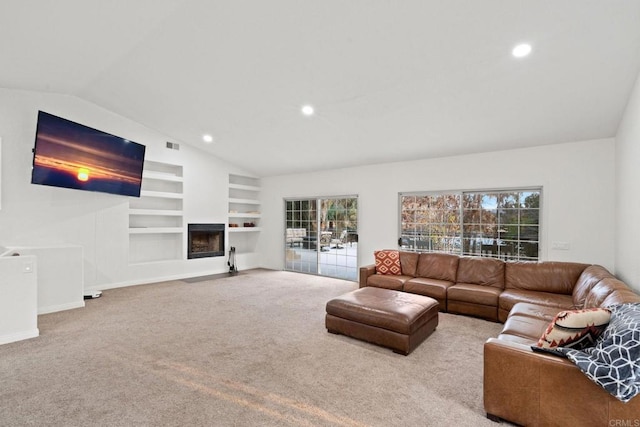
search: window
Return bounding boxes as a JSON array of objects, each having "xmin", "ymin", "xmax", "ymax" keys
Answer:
[{"xmin": 399, "ymin": 188, "xmax": 541, "ymax": 260}]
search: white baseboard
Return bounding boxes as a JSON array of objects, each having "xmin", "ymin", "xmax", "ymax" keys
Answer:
[
  {"xmin": 86, "ymin": 269, "xmax": 235, "ymax": 291},
  {"xmin": 0, "ymin": 328, "xmax": 39, "ymax": 345},
  {"xmin": 38, "ymin": 301, "xmax": 85, "ymax": 315}
]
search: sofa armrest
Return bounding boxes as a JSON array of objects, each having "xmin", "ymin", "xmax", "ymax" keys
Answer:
[
  {"xmin": 484, "ymin": 337, "xmax": 640, "ymax": 426},
  {"xmin": 359, "ymin": 264, "xmax": 376, "ymax": 288}
]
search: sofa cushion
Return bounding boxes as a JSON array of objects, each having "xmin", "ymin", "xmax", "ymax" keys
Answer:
[
  {"xmin": 505, "ymin": 261, "xmax": 588, "ymax": 294},
  {"xmin": 415, "ymin": 253, "xmax": 459, "ymax": 282},
  {"xmin": 447, "ymin": 283, "xmax": 502, "ymax": 306},
  {"xmin": 374, "ymin": 250, "xmax": 401, "ymax": 275},
  {"xmin": 404, "ymin": 277, "xmax": 454, "ymax": 301},
  {"xmin": 572, "ymin": 265, "xmax": 615, "ymax": 309},
  {"xmin": 455, "ymin": 256, "xmax": 505, "ymax": 289},
  {"xmin": 399, "ymin": 251, "xmax": 419, "ymax": 277},
  {"xmin": 499, "ymin": 289, "xmax": 574, "ymax": 314},
  {"xmin": 536, "ymin": 307, "xmax": 611, "ymax": 349},
  {"xmin": 499, "ymin": 312, "xmax": 552, "ymax": 343},
  {"xmin": 508, "ymin": 302, "xmax": 561, "ymax": 323},
  {"xmin": 367, "ymin": 274, "xmax": 413, "ymax": 291}
]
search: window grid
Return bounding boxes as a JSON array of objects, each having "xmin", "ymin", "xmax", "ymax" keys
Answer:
[{"xmin": 399, "ymin": 189, "xmax": 541, "ymax": 261}]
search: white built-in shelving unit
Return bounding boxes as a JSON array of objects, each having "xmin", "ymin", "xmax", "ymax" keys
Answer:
[
  {"xmin": 228, "ymin": 174, "xmax": 261, "ymax": 232},
  {"xmin": 128, "ymin": 160, "xmax": 184, "ymax": 263},
  {"xmin": 228, "ymin": 174, "xmax": 261, "ymax": 262}
]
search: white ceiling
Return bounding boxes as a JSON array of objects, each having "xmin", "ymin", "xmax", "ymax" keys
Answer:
[{"xmin": 2, "ymin": 1, "xmax": 640, "ymax": 177}]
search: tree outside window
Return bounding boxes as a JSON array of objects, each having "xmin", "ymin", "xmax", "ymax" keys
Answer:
[{"xmin": 400, "ymin": 188, "xmax": 541, "ymax": 260}]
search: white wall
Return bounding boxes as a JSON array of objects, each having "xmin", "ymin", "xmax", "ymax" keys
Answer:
[
  {"xmin": 615, "ymin": 71, "xmax": 640, "ymax": 292},
  {"xmin": 0, "ymin": 254, "xmax": 38, "ymax": 344},
  {"xmin": 0, "ymin": 88, "xmax": 258, "ymax": 291},
  {"xmin": 259, "ymin": 139, "xmax": 616, "ymax": 274},
  {"xmin": 7, "ymin": 245, "xmax": 85, "ymax": 314}
]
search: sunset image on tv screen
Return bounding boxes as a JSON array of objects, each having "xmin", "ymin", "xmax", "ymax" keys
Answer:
[{"xmin": 31, "ymin": 111, "xmax": 146, "ymax": 197}]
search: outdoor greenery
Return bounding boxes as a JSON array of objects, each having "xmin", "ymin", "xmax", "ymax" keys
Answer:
[
  {"xmin": 400, "ymin": 189, "xmax": 541, "ymax": 260},
  {"xmin": 286, "ymin": 198, "xmax": 358, "ymax": 234}
]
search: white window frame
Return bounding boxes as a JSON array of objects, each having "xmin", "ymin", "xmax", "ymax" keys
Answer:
[{"xmin": 399, "ymin": 187, "xmax": 542, "ymax": 261}]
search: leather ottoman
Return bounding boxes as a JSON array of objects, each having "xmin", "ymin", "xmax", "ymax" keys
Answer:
[{"xmin": 325, "ymin": 287, "xmax": 439, "ymax": 355}]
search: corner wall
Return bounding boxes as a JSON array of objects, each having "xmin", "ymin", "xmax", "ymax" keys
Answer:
[
  {"xmin": 259, "ymin": 139, "xmax": 616, "ymax": 275},
  {"xmin": 0, "ymin": 88, "xmax": 258, "ymax": 291},
  {"xmin": 615, "ymin": 71, "xmax": 640, "ymax": 291}
]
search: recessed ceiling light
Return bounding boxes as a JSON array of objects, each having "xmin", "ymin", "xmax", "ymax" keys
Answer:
[
  {"xmin": 512, "ymin": 43, "xmax": 532, "ymax": 58},
  {"xmin": 301, "ymin": 105, "xmax": 315, "ymax": 116},
  {"xmin": 202, "ymin": 134, "xmax": 214, "ymax": 143}
]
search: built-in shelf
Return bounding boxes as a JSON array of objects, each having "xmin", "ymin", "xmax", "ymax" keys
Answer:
[
  {"xmin": 129, "ymin": 227, "xmax": 184, "ymax": 234},
  {"xmin": 129, "ymin": 160, "xmax": 184, "ymax": 263},
  {"xmin": 228, "ymin": 197, "xmax": 260, "ymax": 205},
  {"xmin": 129, "ymin": 209, "xmax": 183, "ymax": 216},
  {"xmin": 228, "ymin": 174, "xmax": 261, "ymax": 254},
  {"xmin": 228, "ymin": 213, "xmax": 261, "ymax": 218},
  {"xmin": 229, "ymin": 227, "xmax": 263, "ymax": 233},
  {"xmin": 142, "ymin": 170, "xmax": 184, "ymax": 182},
  {"xmin": 229, "ymin": 183, "xmax": 260, "ymax": 192},
  {"xmin": 140, "ymin": 190, "xmax": 184, "ymax": 199}
]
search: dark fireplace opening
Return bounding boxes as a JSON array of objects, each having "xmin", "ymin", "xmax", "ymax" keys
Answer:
[{"xmin": 188, "ymin": 223, "xmax": 225, "ymax": 259}]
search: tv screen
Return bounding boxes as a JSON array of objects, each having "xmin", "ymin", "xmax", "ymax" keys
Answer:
[{"xmin": 31, "ymin": 111, "xmax": 146, "ymax": 197}]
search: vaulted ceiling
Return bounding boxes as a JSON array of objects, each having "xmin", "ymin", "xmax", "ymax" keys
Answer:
[{"xmin": 2, "ymin": 1, "xmax": 640, "ymax": 176}]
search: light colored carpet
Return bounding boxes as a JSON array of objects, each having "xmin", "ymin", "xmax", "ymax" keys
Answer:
[{"xmin": 0, "ymin": 269, "xmax": 503, "ymax": 426}]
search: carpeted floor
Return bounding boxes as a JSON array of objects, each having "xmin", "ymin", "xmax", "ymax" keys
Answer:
[{"xmin": 0, "ymin": 269, "xmax": 503, "ymax": 426}]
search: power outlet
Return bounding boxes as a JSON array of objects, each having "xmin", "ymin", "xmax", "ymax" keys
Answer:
[{"xmin": 23, "ymin": 260, "xmax": 34, "ymax": 273}]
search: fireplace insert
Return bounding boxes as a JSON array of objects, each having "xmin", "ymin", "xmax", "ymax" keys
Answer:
[{"xmin": 187, "ymin": 223, "xmax": 225, "ymax": 259}]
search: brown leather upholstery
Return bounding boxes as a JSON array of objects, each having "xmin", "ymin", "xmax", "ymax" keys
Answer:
[
  {"xmin": 498, "ymin": 290, "xmax": 573, "ymax": 323},
  {"xmin": 359, "ymin": 264, "xmax": 376, "ymax": 288},
  {"xmin": 484, "ymin": 338, "xmax": 640, "ymax": 426},
  {"xmin": 390, "ymin": 253, "xmax": 460, "ymax": 311},
  {"xmin": 361, "ymin": 253, "xmax": 639, "ymax": 326},
  {"xmin": 448, "ymin": 284, "xmax": 502, "ymax": 306},
  {"xmin": 498, "ymin": 303, "xmax": 560, "ymax": 342},
  {"xmin": 403, "ymin": 277, "xmax": 451, "ymax": 311},
  {"xmin": 366, "ymin": 274, "xmax": 412, "ymax": 291},
  {"xmin": 505, "ymin": 261, "xmax": 589, "ymax": 294},
  {"xmin": 507, "ymin": 302, "xmax": 560, "ymax": 322},
  {"xmin": 486, "ymin": 275, "xmax": 640, "ymax": 425},
  {"xmin": 415, "ymin": 253, "xmax": 459, "ymax": 282},
  {"xmin": 584, "ymin": 277, "xmax": 630, "ymax": 308},
  {"xmin": 455, "ymin": 256, "xmax": 505, "ymax": 288},
  {"xmin": 326, "ymin": 287, "xmax": 439, "ymax": 355},
  {"xmin": 447, "ymin": 285, "xmax": 502, "ymax": 321},
  {"xmin": 601, "ymin": 288, "xmax": 640, "ymax": 306},
  {"xmin": 399, "ymin": 251, "xmax": 419, "ymax": 276},
  {"xmin": 572, "ymin": 265, "xmax": 615, "ymax": 308},
  {"xmin": 447, "ymin": 257, "xmax": 505, "ymax": 321}
]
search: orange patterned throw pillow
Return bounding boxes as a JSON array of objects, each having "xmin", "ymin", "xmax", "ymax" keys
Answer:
[
  {"xmin": 374, "ymin": 250, "xmax": 402, "ymax": 275},
  {"xmin": 536, "ymin": 307, "xmax": 611, "ymax": 350}
]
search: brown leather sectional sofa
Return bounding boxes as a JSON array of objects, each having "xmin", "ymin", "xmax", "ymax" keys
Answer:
[{"xmin": 360, "ymin": 251, "xmax": 640, "ymax": 426}]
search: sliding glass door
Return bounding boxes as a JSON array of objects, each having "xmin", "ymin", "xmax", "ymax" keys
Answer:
[
  {"xmin": 284, "ymin": 199, "xmax": 317, "ymax": 275},
  {"xmin": 285, "ymin": 196, "xmax": 358, "ymax": 281}
]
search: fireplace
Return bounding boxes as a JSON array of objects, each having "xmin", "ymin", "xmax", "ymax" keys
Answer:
[{"xmin": 188, "ymin": 223, "xmax": 225, "ymax": 259}]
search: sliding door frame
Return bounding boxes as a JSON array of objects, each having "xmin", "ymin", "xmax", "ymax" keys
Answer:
[{"xmin": 284, "ymin": 195, "xmax": 358, "ymax": 281}]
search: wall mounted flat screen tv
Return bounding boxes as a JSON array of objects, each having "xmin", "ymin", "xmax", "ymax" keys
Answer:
[{"xmin": 31, "ymin": 111, "xmax": 146, "ymax": 197}]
